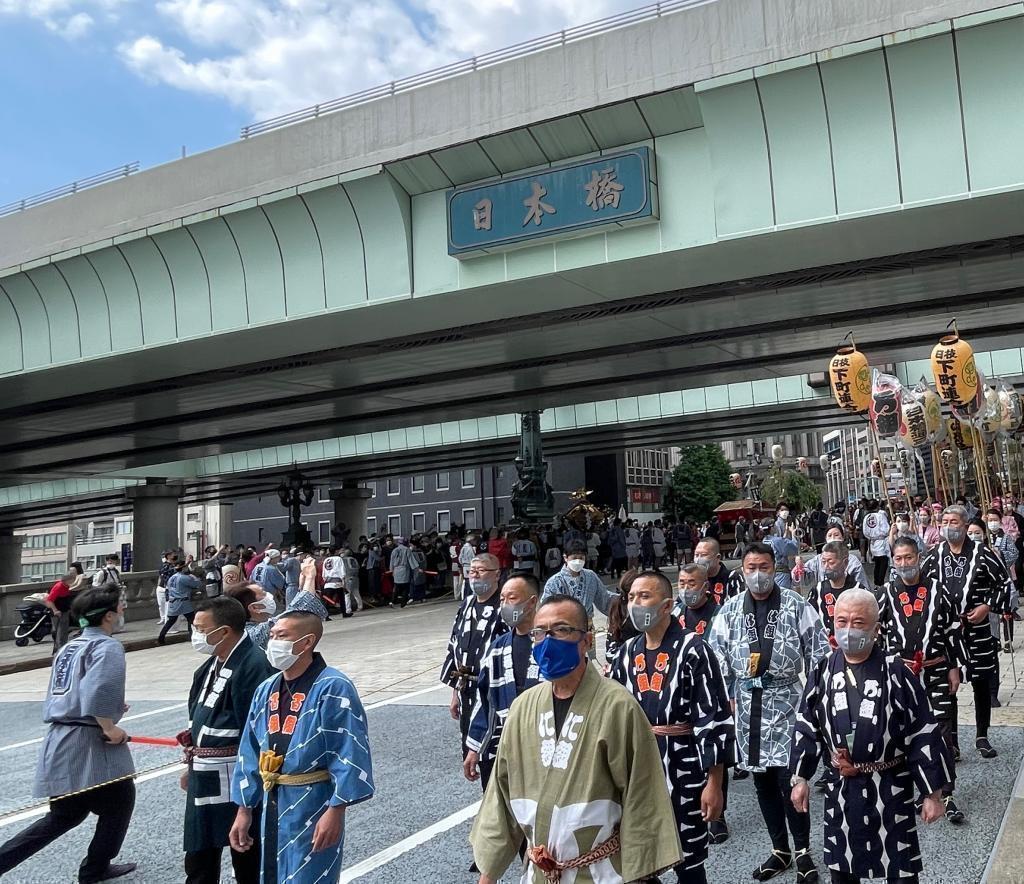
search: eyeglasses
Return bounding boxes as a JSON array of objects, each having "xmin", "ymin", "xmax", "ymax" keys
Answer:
[
  {"xmin": 528, "ymin": 625, "xmax": 586, "ymax": 643},
  {"xmin": 466, "ymin": 568, "xmax": 497, "ymax": 576}
]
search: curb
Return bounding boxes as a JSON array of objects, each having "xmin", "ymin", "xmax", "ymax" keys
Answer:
[{"xmin": 0, "ymin": 631, "xmax": 189, "ymax": 677}]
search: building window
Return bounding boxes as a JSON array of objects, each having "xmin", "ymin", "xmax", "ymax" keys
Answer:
[
  {"xmin": 412, "ymin": 475, "xmax": 425, "ymax": 493},
  {"xmin": 412, "ymin": 512, "xmax": 425, "ymax": 533},
  {"xmin": 437, "ymin": 510, "xmax": 451, "ymax": 532},
  {"xmin": 388, "ymin": 515, "xmax": 401, "ymax": 536},
  {"xmin": 318, "ymin": 487, "xmax": 329, "ymax": 503},
  {"xmin": 387, "ymin": 479, "xmax": 400, "ymax": 496},
  {"xmin": 496, "ymin": 506, "xmax": 505, "ymax": 524},
  {"xmin": 318, "ymin": 521, "xmax": 331, "ymax": 544},
  {"xmin": 461, "ymin": 469, "xmax": 475, "ymax": 489},
  {"xmin": 462, "ymin": 508, "xmax": 477, "ymax": 530},
  {"xmin": 367, "ymin": 481, "xmax": 377, "ymax": 499},
  {"xmin": 115, "ymin": 519, "xmax": 133, "ymax": 535},
  {"xmin": 367, "ymin": 516, "xmax": 377, "ymax": 536},
  {"xmin": 186, "ymin": 512, "xmax": 201, "ymax": 523},
  {"xmin": 436, "ymin": 472, "xmax": 449, "ymax": 491}
]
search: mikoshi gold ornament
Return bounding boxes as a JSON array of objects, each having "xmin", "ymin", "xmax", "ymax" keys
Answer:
[
  {"xmin": 829, "ymin": 342, "xmax": 872, "ymax": 414},
  {"xmin": 931, "ymin": 321, "xmax": 979, "ymax": 407}
]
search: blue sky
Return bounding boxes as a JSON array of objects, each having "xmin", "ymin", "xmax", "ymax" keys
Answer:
[{"xmin": 0, "ymin": 0, "xmax": 641, "ymax": 209}]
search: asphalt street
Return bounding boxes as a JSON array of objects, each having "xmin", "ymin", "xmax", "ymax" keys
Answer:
[{"xmin": 0, "ymin": 596, "xmax": 1020, "ymax": 882}]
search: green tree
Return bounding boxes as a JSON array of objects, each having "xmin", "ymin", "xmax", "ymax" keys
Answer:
[
  {"xmin": 759, "ymin": 468, "xmax": 823, "ymax": 513},
  {"xmin": 663, "ymin": 445, "xmax": 734, "ymax": 522}
]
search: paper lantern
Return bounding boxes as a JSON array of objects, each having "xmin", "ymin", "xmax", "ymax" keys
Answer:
[
  {"xmin": 899, "ymin": 400, "xmax": 928, "ymax": 448},
  {"xmin": 829, "ymin": 345, "xmax": 872, "ymax": 413},
  {"xmin": 819, "ymin": 455, "xmax": 831, "ymax": 472},
  {"xmin": 940, "ymin": 448, "xmax": 956, "ymax": 472},
  {"xmin": 948, "ymin": 417, "xmax": 974, "ymax": 450},
  {"xmin": 797, "ymin": 456, "xmax": 808, "ymax": 473},
  {"xmin": 771, "ymin": 444, "xmax": 784, "ymax": 465},
  {"xmin": 921, "ymin": 387, "xmax": 943, "ymax": 436},
  {"xmin": 871, "ymin": 458, "xmax": 881, "ymax": 477},
  {"xmin": 730, "ymin": 472, "xmax": 742, "ymax": 489},
  {"xmin": 931, "ymin": 330, "xmax": 978, "ymax": 406},
  {"xmin": 999, "ymin": 388, "xmax": 1023, "ymax": 433}
]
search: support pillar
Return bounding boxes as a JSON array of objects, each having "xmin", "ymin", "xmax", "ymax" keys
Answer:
[
  {"xmin": 0, "ymin": 530, "xmax": 25, "ymax": 585},
  {"xmin": 125, "ymin": 481, "xmax": 183, "ymax": 573},
  {"xmin": 328, "ymin": 481, "xmax": 373, "ymax": 548}
]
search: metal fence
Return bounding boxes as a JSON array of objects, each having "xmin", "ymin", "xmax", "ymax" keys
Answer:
[
  {"xmin": 240, "ymin": 0, "xmax": 716, "ymax": 139},
  {"xmin": 0, "ymin": 163, "xmax": 139, "ymax": 219}
]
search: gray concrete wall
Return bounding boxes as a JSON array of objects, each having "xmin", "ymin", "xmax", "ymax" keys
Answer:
[
  {"xmin": 1, "ymin": 571, "xmax": 159, "ymax": 641},
  {"xmin": 0, "ymin": 0, "xmax": 1004, "ymax": 270}
]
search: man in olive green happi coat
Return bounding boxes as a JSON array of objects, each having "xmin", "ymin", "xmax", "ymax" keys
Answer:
[{"xmin": 471, "ymin": 594, "xmax": 682, "ymax": 884}]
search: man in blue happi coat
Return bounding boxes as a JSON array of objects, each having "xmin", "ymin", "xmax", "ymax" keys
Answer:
[{"xmin": 229, "ymin": 611, "xmax": 374, "ymax": 882}]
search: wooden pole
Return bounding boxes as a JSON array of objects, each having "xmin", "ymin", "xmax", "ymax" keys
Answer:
[{"xmin": 867, "ymin": 420, "xmax": 897, "ymax": 521}]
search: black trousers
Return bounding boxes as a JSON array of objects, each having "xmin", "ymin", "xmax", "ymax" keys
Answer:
[
  {"xmin": 158, "ymin": 610, "xmax": 195, "ymax": 643},
  {"xmin": 753, "ymin": 767, "xmax": 810, "ymax": 853},
  {"xmin": 830, "ymin": 873, "xmax": 917, "ymax": 884},
  {"xmin": 0, "ymin": 779, "xmax": 135, "ymax": 882},
  {"xmin": 721, "ymin": 767, "xmax": 730, "ymax": 812},
  {"xmin": 185, "ymin": 844, "xmax": 261, "ymax": 884},
  {"xmin": 973, "ymin": 678, "xmax": 992, "ymax": 738},
  {"xmin": 872, "ymin": 556, "xmax": 889, "ymax": 587}
]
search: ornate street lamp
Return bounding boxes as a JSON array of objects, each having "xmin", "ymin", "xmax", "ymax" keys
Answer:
[{"xmin": 277, "ymin": 466, "xmax": 315, "ymax": 549}]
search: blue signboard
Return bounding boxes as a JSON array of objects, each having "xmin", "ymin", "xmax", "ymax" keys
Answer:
[{"xmin": 447, "ymin": 147, "xmax": 656, "ymax": 257}]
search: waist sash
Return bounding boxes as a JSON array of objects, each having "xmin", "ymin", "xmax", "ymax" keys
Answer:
[
  {"xmin": 528, "ymin": 827, "xmax": 620, "ymax": 883},
  {"xmin": 652, "ymin": 723, "xmax": 693, "ymax": 737},
  {"xmin": 831, "ymin": 748, "xmax": 906, "ymax": 777},
  {"xmin": 258, "ymin": 749, "xmax": 330, "ymax": 792}
]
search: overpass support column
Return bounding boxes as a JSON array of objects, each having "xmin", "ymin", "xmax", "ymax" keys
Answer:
[
  {"xmin": 328, "ymin": 481, "xmax": 373, "ymax": 547},
  {"xmin": 0, "ymin": 530, "xmax": 25, "ymax": 585},
  {"xmin": 125, "ymin": 481, "xmax": 183, "ymax": 573}
]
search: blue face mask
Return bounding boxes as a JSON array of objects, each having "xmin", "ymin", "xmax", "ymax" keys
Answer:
[{"xmin": 532, "ymin": 635, "xmax": 582, "ymax": 680}]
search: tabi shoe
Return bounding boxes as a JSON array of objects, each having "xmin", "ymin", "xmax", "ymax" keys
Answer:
[
  {"xmin": 951, "ymin": 740, "xmax": 961, "ymax": 763},
  {"xmin": 813, "ymin": 773, "xmax": 829, "ymax": 791},
  {"xmin": 80, "ymin": 862, "xmax": 138, "ymax": 883},
  {"xmin": 991, "ymin": 695, "xmax": 1002, "ymax": 708},
  {"xmin": 795, "ymin": 848, "xmax": 819, "ymax": 883},
  {"xmin": 708, "ymin": 817, "xmax": 730, "ymax": 844},
  {"xmin": 976, "ymin": 737, "xmax": 998, "ymax": 758},
  {"xmin": 944, "ymin": 795, "xmax": 965, "ymax": 825},
  {"xmin": 751, "ymin": 849, "xmax": 792, "ymax": 880},
  {"xmin": 732, "ymin": 767, "xmax": 750, "ymax": 780}
]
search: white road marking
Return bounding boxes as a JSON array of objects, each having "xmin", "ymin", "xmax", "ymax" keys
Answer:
[
  {"xmin": 339, "ymin": 801, "xmax": 480, "ymax": 882},
  {"xmin": 0, "ymin": 703, "xmax": 187, "ymax": 753},
  {"xmin": 364, "ymin": 684, "xmax": 445, "ymax": 709}
]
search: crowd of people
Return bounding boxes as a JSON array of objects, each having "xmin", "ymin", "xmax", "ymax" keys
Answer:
[{"xmin": 6, "ymin": 489, "xmax": 1020, "ymax": 884}]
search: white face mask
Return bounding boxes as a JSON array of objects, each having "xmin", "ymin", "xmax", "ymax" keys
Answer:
[
  {"xmin": 988, "ymin": 521, "xmax": 1001, "ymax": 533},
  {"xmin": 191, "ymin": 625, "xmax": 227, "ymax": 656},
  {"xmin": 967, "ymin": 531, "xmax": 985, "ymax": 544},
  {"xmin": 253, "ymin": 594, "xmax": 277, "ymax": 616},
  {"xmin": 566, "ymin": 558, "xmax": 586, "ymax": 573},
  {"xmin": 265, "ymin": 634, "xmax": 313, "ymax": 671}
]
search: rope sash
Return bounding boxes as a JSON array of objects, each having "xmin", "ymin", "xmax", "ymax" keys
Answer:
[{"xmin": 527, "ymin": 827, "xmax": 621, "ymax": 883}]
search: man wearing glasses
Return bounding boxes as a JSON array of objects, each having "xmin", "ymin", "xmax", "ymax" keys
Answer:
[
  {"xmin": 471, "ymin": 594, "xmax": 681, "ymax": 883},
  {"xmin": 440, "ymin": 554, "xmax": 508, "ymax": 767}
]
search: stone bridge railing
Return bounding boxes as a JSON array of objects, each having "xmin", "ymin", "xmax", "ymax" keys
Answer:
[{"xmin": 0, "ymin": 570, "xmax": 160, "ymax": 641}]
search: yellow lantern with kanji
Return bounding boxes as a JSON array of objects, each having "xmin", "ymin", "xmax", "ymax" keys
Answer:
[
  {"xmin": 900, "ymin": 400, "xmax": 928, "ymax": 448},
  {"xmin": 921, "ymin": 386, "xmax": 943, "ymax": 436},
  {"xmin": 931, "ymin": 330, "xmax": 978, "ymax": 406},
  {"xmin": 829, "ymin": 345, "xmax": 871, "ymax": 413},
  {"xmin": 948, "ymin": 417, "xmax": 974, "ymax": 450}
]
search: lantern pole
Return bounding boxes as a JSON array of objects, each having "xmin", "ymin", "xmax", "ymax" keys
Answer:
[
  {"xmin": 917, "ymin": 449, "xmax": 933, "ymax": 505},
  {"xmin": 866, "ymin": 418, "xmax": 896, "ymax": 521}
]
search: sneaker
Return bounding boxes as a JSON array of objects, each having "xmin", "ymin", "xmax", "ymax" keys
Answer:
[
  {"xmin": 943, "ymin": 796, "xmax": 965, "ymax": 825},
  {"xmin": 81, "ymin": 862, "xmax": 138, "ymax": 883},
  {"xmin": 708, "ymin": 817, "xmax": 729, "ymax": 844},
  {"xmin": 976, "ymin": 737, "xmax": 998, "ymax": 758}
]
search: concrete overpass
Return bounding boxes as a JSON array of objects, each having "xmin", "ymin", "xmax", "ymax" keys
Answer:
[{"xmin": 0, "ymin": 0, "xmax": 1022, "ymax": 559}]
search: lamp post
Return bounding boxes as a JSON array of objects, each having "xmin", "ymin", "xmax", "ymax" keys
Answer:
[{"xmin": 277, "ymin": 467, "xmax": 315, "ymax": 549}]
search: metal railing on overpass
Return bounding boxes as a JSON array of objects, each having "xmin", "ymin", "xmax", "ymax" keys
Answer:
[
  {"xmin": 239, "ymin": 0, "xmax": 717, "ymax": 138},
  {"xmin": 0, "ymin": 163, "xmax": 140, "ymax": 219}
]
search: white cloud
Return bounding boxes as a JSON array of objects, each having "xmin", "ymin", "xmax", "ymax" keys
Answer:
[
  {"xmin": 0, "ymin": 0, "xmax": 122, "ymax": 38},
  {"xmin": 117, "ymin": 0, "xmax": 642, "ymax": 120}
]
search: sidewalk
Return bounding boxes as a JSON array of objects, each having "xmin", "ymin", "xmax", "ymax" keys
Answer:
[{"xmin": 0, "ymin": 618, "xmax": 188, "ymax": 676}]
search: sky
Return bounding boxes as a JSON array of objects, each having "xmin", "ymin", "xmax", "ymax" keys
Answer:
[{"xmin": 0, "ymin": 0, "xmax": 645, "ymax": 207}]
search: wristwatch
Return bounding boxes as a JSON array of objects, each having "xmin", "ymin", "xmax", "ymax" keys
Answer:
[{"xmin": 790, "ymin": 774, "xmax": 807, "ymax": 787}]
